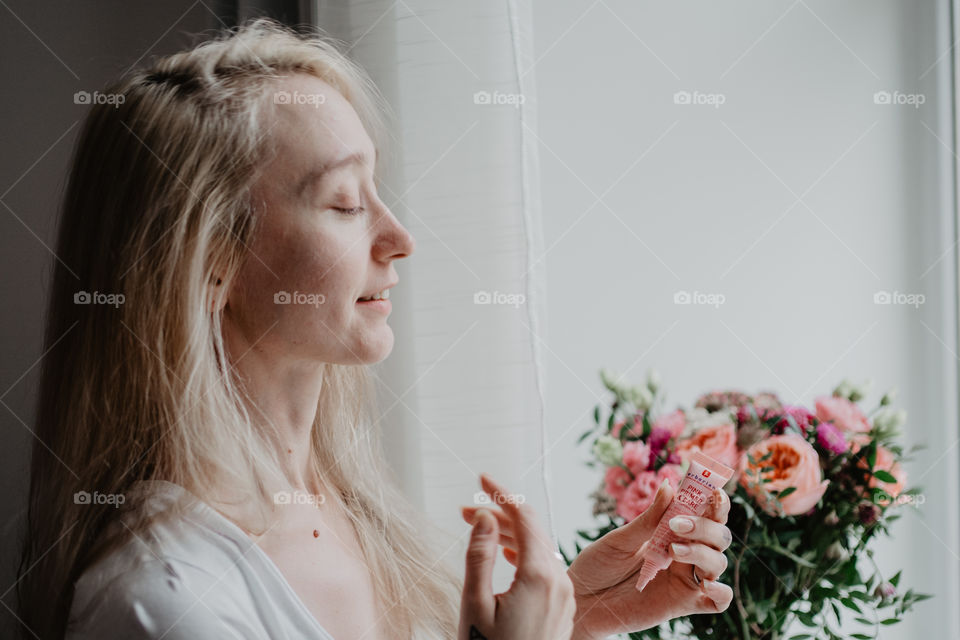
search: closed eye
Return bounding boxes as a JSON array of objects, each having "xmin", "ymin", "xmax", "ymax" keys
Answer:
[{"xmin": 334, "ymin": 206, "xmax": 365, "ymax": 216}]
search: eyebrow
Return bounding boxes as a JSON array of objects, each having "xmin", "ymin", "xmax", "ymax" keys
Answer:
[{"xmin": 296, "ymin": 149, "xmax": 378, "ymax": 198}]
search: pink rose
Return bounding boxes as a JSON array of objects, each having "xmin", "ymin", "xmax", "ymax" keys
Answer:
[
  {"xmin": 677, "ymin": 422, "xmax": 740, "ymax": 470},
  {"xmin": 740, "ymin": 433, "xmax": 829, "ymax": 517},
  {"xmin": 656, "ymin": 463, "xmax": 684, "ymax": 490},
  {"xmin": 611, "ymin": 415, "xmax": 643, "ymax": 439},
  {"xmin": 652, "ymin": 409, "xmax": 686, "ymax": 439},
  {"xmin": 615, "ymin": 471, "xmax": 660, "ymax": 522},
  {"xmin": 614, "ymin": 465, "xmax": 681, "ymax": 522},
  {"xmin": 815, "ymin": 396, "xmax": 871, "ymax": 434},
  {"xmin": 622, "ymin": 440, "xmax": 651, "ymax": 475},
  {"xmin": 604, "ymin": 466, "xmax": 632, "ymax": 501}
]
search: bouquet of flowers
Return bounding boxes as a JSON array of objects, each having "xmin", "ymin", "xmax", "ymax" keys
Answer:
[{"xmin": 563, "ymin": 369, "xmax": 931, "ymax": 640}]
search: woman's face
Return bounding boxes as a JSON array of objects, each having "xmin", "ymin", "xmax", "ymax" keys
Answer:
[{"xmin": 224, "ymin": 73, "xmax": 415, "ymax": 366}]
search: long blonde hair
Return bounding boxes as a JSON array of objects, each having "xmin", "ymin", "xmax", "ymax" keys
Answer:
[{"xmin": 17, "ymin": 17, "xmax": 460, "ymax": 639}]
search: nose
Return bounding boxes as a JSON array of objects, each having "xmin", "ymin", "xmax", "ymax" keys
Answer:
[{"xmin": 372, "ymin": 203, "xmax": 415, "ymax": 262}]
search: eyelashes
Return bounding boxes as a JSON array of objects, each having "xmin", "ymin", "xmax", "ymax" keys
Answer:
[{"xmin": 333, "ymin": 206, "xmax": 365, "ymax": 216}]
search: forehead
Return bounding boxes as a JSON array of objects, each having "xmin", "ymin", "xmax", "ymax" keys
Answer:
[{"xmin": 266, "ymin": 74, "xmax": 376, "ymax": 169}]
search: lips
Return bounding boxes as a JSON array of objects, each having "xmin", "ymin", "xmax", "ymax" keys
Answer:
[{"xmin": 357, "ymin": 281, "xmax": 398, "ymax": 302}]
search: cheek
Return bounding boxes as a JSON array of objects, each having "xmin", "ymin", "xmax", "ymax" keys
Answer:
[{"xmin": 255, "ymin": 221, "xmax": 361, "ymax": 311}]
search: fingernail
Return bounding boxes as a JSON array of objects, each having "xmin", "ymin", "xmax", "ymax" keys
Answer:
[
  {"xmin": 671, "ymin": 542, "xmax": 691, "ymax": 556},
  {"xmin": 669, "ymin": 516, "xmax": 694, "ymax": 533},
  {"xmin": 474, "ymin": 508, "xmax": 493, "ymax": 533},
  {"xmin": 659, "ymin": 479, "xmax": 670, "ymax": 492}
]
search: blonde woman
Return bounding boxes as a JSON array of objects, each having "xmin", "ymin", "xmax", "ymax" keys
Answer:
[{"xmin": 16, "ymin": 18, "xmax": 733, "ymax": 640}]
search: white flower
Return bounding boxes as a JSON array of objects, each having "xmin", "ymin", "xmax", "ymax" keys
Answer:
[
  {"xmin": 646, "ymin": 369, "xmax": 662, "ymax": 394},
  {"xmin": 629, "ymin": 385, "xmax": 654, "ymax": 411},
  {"xmin": 874, "ymin": 408, "xmax": 907, "ymax": 433},
  {"xmin": 684, "ymin": 407, "xmax": 735, "ymax": 436},
  {"xmin": 880, "ymin": 388, "xmax": 898, "ymax": 406},
  {"xmin": 592, "ymin": 435, "xmax": 624, "ymax": 467}
]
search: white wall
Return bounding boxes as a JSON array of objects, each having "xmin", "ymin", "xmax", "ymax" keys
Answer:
[{"xmin": 531, "ymin": 0, "xmax": 959, "ymax": 637}]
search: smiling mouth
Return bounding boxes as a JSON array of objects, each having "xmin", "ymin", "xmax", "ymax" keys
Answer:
[{"xmin": 357, "ymin": 288, "xmax": 391, "ymax": 302}]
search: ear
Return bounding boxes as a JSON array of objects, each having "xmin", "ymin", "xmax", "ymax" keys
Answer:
[{"xmin": 209, "ymin": 276, "xmax": 227, "ymax": 314}]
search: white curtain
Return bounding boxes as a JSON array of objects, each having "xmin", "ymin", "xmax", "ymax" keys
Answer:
[{"xmin": 307, "ymin": 0, "xmax": 554, "ymax": 591}]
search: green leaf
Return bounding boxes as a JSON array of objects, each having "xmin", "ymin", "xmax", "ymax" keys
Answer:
[
  {"xmin": 765, "ymin": 544, "xmax": 818, "ymax": 568},
  {"xmin": 840, "ymin": 597, "xmax": 862, "ymax": 613},
  {"xmin": 873, "ymin": 469, "xmax": 898, "ymax": 483},
  {"xmin": 778, "ymin": 486, "xmax": 798, "ymax": 499}
]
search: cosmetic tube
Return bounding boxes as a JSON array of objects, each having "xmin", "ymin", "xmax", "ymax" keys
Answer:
[{"xmin": 635, "ymin": 451, "xmax": 734, "ymax": 591}]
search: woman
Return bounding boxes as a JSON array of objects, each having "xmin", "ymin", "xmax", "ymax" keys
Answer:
[{"xmin": 17, "ymin": 18, "xmax": 733, "ymax": 640}]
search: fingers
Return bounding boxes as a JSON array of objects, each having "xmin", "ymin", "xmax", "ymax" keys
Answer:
[
  {"xmin": 670, "ymin": 543, "xmax": 728, "ymax": 582},
  {"xmin": 461, "ymin": 508, "xmax": 499, "ymax": 626},
  {"xmin": 700, "ymin": 580, "xmax": 734, "ymax": 613},
  {"xmin": 704, "ymin": 488, "xmax": 731, "ymax": 524},
  {"xmin": 478, "ymin": 473, "xmax": 555, "ymax": 571},
  {"xmin": 461, "ymin": 505, "xmax": 515, "ymax": 534},
  {"xmin": 668, "ymin": 513, "xmax": 732, "ymax": 552},
  {"xmin": 502, "ymin": 546, "xmax": 519, "ymax": 567}
]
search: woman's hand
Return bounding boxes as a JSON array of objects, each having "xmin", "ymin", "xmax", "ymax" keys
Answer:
[
  {"xmin": 462, "ymin": 480, "xmax": 734, "ymax": 640},
  {"xmin": 458, "ymin": 473, "xmax": 577, "ymax": 640}
]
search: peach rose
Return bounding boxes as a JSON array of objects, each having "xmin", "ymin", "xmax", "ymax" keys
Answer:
[
  {"xmin": 860, "ymin": 446, "xmax": 907, "ymax": 505},
  {"xmin": 740, "ymin": 433, "xmax": 829, "ymax": 517},
  {"xmin": 677, "ymin": 422, "xmax": 740, "ymax": 470},
  {"xmin": 815, "ymin": 396, "xmax": 871, "ymax": 434}
]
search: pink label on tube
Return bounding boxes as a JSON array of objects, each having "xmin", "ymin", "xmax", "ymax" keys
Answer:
[{"xmin": 634, "ymin": 450, "xmax": 734, "ymax": 592}]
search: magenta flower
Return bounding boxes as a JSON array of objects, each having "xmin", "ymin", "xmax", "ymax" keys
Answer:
[
  {"xmin": 767, "ymin": 405, "xmax": 816, "ymax": 435},
  {"xmin": 648, "ymin": 426, "xmax": 672, "ymax": 452},
  {"xmin": 816, "ymin": 422, "xmax": 849, "ymax": 454}
]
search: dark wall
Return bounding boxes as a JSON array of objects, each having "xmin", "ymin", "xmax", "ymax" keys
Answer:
[{"xmin": 0, "ymin": 3, "xmax": 252, "ymax": 636}]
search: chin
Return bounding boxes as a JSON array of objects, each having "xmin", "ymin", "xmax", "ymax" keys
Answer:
[{"xmin": 355, "ymin": 327, "xmax": 395, "ymax": 364}]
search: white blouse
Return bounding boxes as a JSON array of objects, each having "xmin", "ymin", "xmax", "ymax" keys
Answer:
[{"xmin": 66, "ymin": 480, "xmax": 337, "ymax": 640}]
